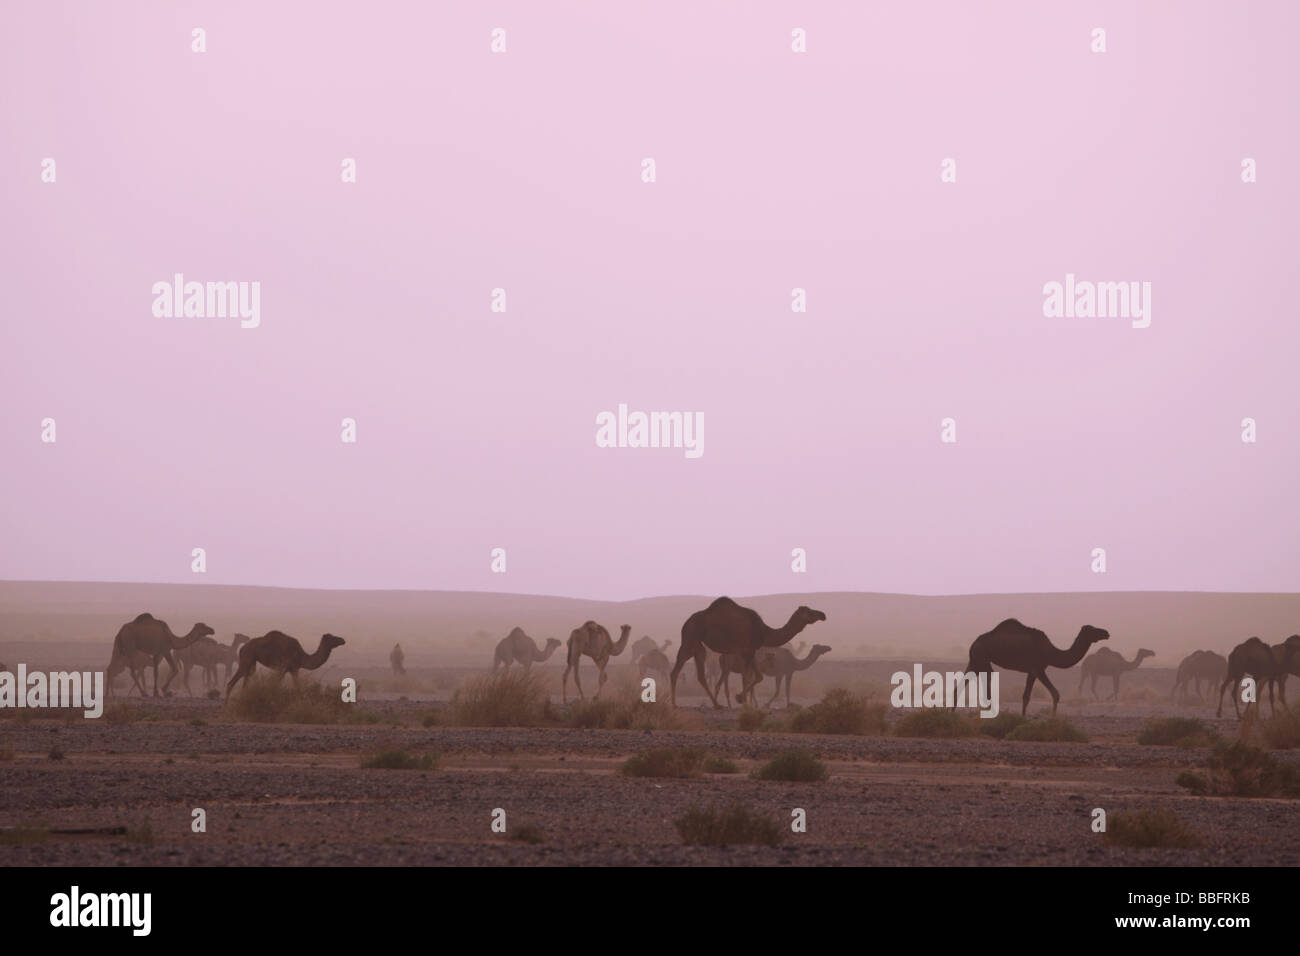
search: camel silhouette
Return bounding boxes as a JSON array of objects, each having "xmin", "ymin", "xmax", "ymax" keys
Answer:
[
  {"xmin": 562, "ymin": 622, "xmax": 631, "ymax": 702},
  {"xmin": 1077, "ymin": 647, "xmax": 1154, "ymax": 700},
  {"xmin": 638, "ymin": 642, "xmax": 672, "ymax": 688},
  {"xmin": 1267, "ymin": 635, "xmax": 1300, "ymax": 709},
  {"xmin": 177, "ymin": 634, "xmax": 250, "ymax": 695},
  {"xmin": 224, "ymin": 631, "xmax": 346, "ymax": 701},
  {"xmin": 715, "ymin": 644, "xmax": 832, "ymax": 708},
  {"xmin": 669, "ymin": 597, "xmax": 827, "ymax": 708},
  {"xmin": 964, "ymin": 618, "xmax": 1109, "ymax": 716},
  {"xmin": 493, "ymin": 627, "xmax": 561, "ymax": 674},
  {"xmin": 390, "ymin": 643, "xmax": 406, "ymax": 676},
  {"xmin": 1170, "ymin": 650, "xmax": 1227, "ymax": 702},
  {"xmin": 106, "ymin": 614, "xmax": 215, "ymax": 698},
  {"xmin": 1216, "ymin": 636, "xmax": 1288, "ymax": 719}
]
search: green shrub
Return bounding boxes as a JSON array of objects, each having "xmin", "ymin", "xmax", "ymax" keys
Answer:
[
  {"xmin": 1179, "ymin": 740, "xmax": 1300, "ymax": 797},
  {"xmin": 752, "ymin": 748, "xmax": 828, "ymax": 782},
  {"xmin": 1260, "ymin": 710, "xmax": 1300, "ymax": 750},
  {"xmin": 1105, "ymin": 809, "xmax": 1203, "ymax": 848},
  {"xmin": 978, "ymin": 713, "xmax": 1028, "ymax": 739},
  {"xmin": 702, "ymin": 755, "xmax": 739, "ymax": 774},
  {"xmin": 675, "ymin": 803, "xmax": 781, "ymax": 847},
  {"xmin": 788, "ymin": 688, "xmax": 887, "ymax": 735},
  {"xmin": 361, "ymin": 750, "xmax": 438, "ymax": 770},
  {"xmin": 227, "ymin": 676, "xmax": 365, "ymax": 724},
  {"xmin": 1006, "ymin": 717, "xmax": 1088, "ymax": 743},
  {"xmin": 894, "ymin": 709, "xmax": 975, "ymax": 738},
  {"xmin": 736, "ymin": 706, "xmax": 765, "ymax": 731},
  {"xmin": 1138, "ymin": 717, "xmax": 1216, "ymax": 747},
  {"xmin": 621, "ymin": 747, "xmax": 704, "ymax": 778}
]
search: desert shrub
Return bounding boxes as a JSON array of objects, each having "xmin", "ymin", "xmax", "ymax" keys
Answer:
[
  {"xmin": 1006, "ymin": 717, "xmax": 1088, "ymax": 743},
  {"xmin": 508, "ymin": 821, "xmax": 547, "ymax": 844},
  {"xmin": 788, "ymin": 688, "xmax": 886, "ymax": 735},
  {"xmin": 188, "ymin": 717, "xmax": 207, "ymax": 728},
  {"xmin": 227, "ymin": 676, "xmax": 364, "ymax": 724},
  {"xmin": 735, "ymin": 706, "xmax": 768, "ymax": 731},
  {"xmin": 894, "ymin": 709, "xmax": 975, "ymax": 738},
  {"xmin": 978, "ymin": 713, "xmax": 1028, "ymax": 739},
  {"xmin": 1178, "ymin": 740, "xmax": 1300, "ymax": 797},
  {"xmin": 562, "ymin": 696, "xmax": 682, "ymax": 731},
  {"xmin": 1138, "ymin": 717, "xmax": 1216, "ymax": 747},
  {"xmin": 361, "ymin": 750, "xmax": 438, "ymax": 770},
  {"xmin": 447, "ymin": 672, "xmax": 547, "ymax": 727},
  {"xmin": 752, "ymin": 748, "xmax": 828, "ymax": 782},
  {"xmin": 675, "ymin": 803, "xmax": 781, "ymax": 847},
  {"xmin": 0, "ymin": 824, "xmax": 49, "ymax": 845},
  {"xmin": 1104, "ymin": 809, "xmax": 1203, "ymax": 848},
  {"xmin": 421, "ymin": 712, "xmax": 438, "ymax": 728},
  {"xmin": 620, "ymin": 747, "xmax": 704, "ymax": 778},
  {"xmin": 1260, "ymin": 709, "xmax": 1300, "ymax": 750},
  {"xmin": 702, "ymin": 755, "xmax": 739, "ymax": 774}
]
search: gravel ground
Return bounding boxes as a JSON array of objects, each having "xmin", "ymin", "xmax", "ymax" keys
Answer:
[{"xmin": 1, "ymin": 697, "xmax": 1296, "ymax": 866}]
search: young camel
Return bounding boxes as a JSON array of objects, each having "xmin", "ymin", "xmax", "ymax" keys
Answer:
[
  {"xmin": 178, "ymin": 634, "xmax": 251, "ymax": 695},
  {"xmin": 224, "ymin": 631, "xmax": 346, "ymax": 700},
  {"xmin": 714, "ymin": 645, "xmax": 832, "ymax": 708},
  {"xmin": 1077, "ymin": 647, "xmax": 1154, "ymax": 700},
  {"xmin": 562, "ymin": 622, "xmax": 631, "ymax": 702}
]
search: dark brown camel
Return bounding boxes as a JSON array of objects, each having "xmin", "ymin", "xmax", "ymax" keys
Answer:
[
  {"xmin": 1216, "ymin": 636, "xmax": 1287, "ymax": 718},
  {"xmin": 492, "ymin": 627, "xmax": 562, "ymax": 674},
  {"xmin": 1267, "ymin": 635, "xmax": 1300, "ymax": 708},
  {"xmin": 965, "ymin": 618, "xmax": 1109, "ymax": 716},
  {"xmin": 562, "ymin": 622, "xmax": 631, "ymax": 702},
  {"xmin": 224, "ymin": 631, "xmax": 346, "ymax": 700},
  {"xmin": 1170, "ymin": 650, "xmax": 1227, "ymax": 702},
  {"xmin": 1078, "ymin": 647, "xmax": 1154, "ymax": 700},
  {"xmin": 669, "ymin": 597, "xmax": 827, "ymax": 708},
  {"xmin": 106, "ymin": 613, "xmax": 215, "ymax": 698}
]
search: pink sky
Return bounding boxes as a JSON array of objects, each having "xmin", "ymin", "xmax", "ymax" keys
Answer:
[{"xmin": 3, "ymin": 1, "xmax": 1298, "ymax": 600}]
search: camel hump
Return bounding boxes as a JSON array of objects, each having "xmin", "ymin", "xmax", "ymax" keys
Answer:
[
  {"xmin": 132, "ymin": 612, "xmax": 156, "ymax": 623},
  {"xmin": 706, "ymin": 596, "xmax": 739, "ymax": 611}
]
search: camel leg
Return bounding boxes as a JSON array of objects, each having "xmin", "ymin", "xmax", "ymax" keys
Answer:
[
  {"xmin": 1021, "ymin": 674, "xmax": 1036, "ymax": 716},
  {"xmin": 160, "ymin": 652, "xmax": 182, "ymax": 696},
  {"xmin": 570, "ymin": 658, "xmax": 584, "ymax": 701},
  {"xmin": 224, "ymin": 659, "xmax": 256, "ymax": 702},
  {"xmin": 1111, "ymin": 675, "xmax": 1120, "ymax": 701},
  {"xmin": 1215, "ymin": 677, "xmax": 1227, "ymax": 718},
  {"xmin": 1038, "ymin": 670, "xmax": 1061, "ymax": 715},
  {"xmin": 765, "ymin": 676, "xmax": 781, "ymax": 709},
  {"xmin": 595, "ymin": 662, "xmax": 608, "ymax": 700}
]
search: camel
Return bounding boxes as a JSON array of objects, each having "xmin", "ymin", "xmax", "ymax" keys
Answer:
[
  {"xmin": 1267, "ymin": 635, "xmax": 1300, "ymax": 708},
  {"xmin": 1170, "ymin": 650, "xmax": 1228, "ymax": 702},
  {"xmin": 224, "ymin": 631, "xmax": 346, "ymax": 700},
  {"xmin": 177, "ymin": 634, "xmax": 251, "ymax": 695},
  {"xmin": 1077, "ymin": 647, "xmax": 1154, "ymax": 700},
  {"xmin": 492, "ymin": 627, "xmax": 562, "ymax": 674},
  {"xmin": 638, "ymin": 643, "xmax": 673, "ymax": 688},
  {"xmin": 964, "ymin": 618, "xmax": 1110, "ymax": 716},
  {"xmin": 714, "ymin": 644, "xmax": 833, "ymax": 708},
  {"xmin": 562, "ymin": 622, "xmax": 631, "ymax": 702},
  {"xmin": 106, "ymin": 613, "xmax": 215, "ymax": 698},
  {"xmin": 669, "ymin": 597, "xmax": 827, "ymax": 708},
  {"xmin": 630, "ymin": 636, "xmax": 662, "ymax": 662},
  {"xmin": 390, "ymin": 643, "xmax": 406, "ymax": 676},
  {"xmin": 1215, "ymin": 636, "xmax": 1290, "ymax": 719}
]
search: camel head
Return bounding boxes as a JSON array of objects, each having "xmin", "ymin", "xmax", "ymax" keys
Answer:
[
  {"xmin": 543, "ymin": 638, "xmax": 562, "ymax": 652},
  {"xmin": 1135, "ymin": 648, "xmax": 1155, "ymax": 664},
  {"xmin": 1077, "ymin": 625, "xmax": 1109, "ymax": 647},
  {"xmin": 809, "ymin": 644, "xmax": 832, "ymax": 658},
  {"xmin": 232, "ymin": 633, "xmax": 251, "ymax": 648},
  {"xmin": 319, "ymin": 634, "xmax": 346, "ymax": 655},
  {"xmin": 194, "ymin": 623, "xmax": 216, "ymax": 640},
  {"xmin": 1283, "ymin": 635, "xmax": 1300, "ymax": 668},
  {"xmin": 794, "ymin": 606, "xmax": 827, "ymax": 628}
]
